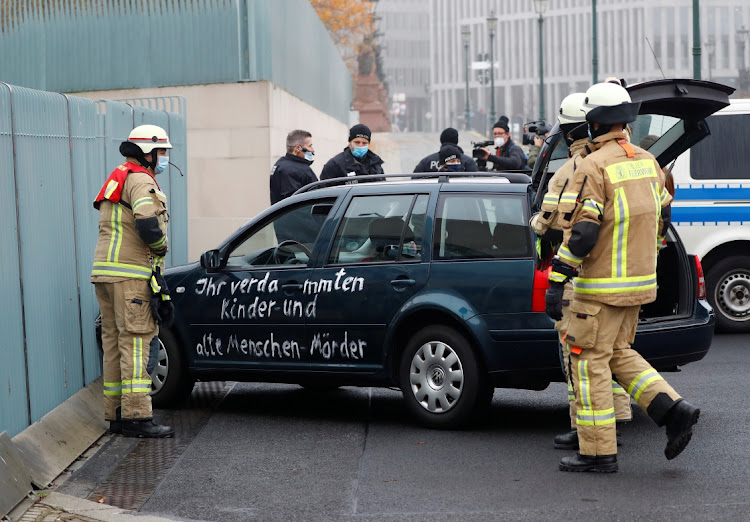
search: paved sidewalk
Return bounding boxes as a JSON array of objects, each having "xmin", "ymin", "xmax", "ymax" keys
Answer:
[{"xmin": 11, "ymin": 492, "xmax": 178, "ymax": 522}]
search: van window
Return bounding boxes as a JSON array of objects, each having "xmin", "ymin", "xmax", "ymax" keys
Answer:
[{"xmin": 689, "ymin": 114, "xmax": 750, "ymax": 180}]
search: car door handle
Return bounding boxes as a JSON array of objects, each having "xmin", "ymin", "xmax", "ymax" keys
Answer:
[
  {"xmin": 391, "ymin": 278, "xmax": 415, "ymax": 288},
  {"xmin": 282, "ymin": 283, "xmax": 303, "ymax": 291}
]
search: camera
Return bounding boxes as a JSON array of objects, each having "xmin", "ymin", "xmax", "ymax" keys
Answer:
[
  {"xmin": 471, "ymin": 140, "xmax": 494, "ymax": 159},
  {"xmin": 522, "ymin": 121, "xmax": 551, "ymax": 146}
]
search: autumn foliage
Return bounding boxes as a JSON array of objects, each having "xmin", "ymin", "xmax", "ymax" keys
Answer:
[{"xmin": 309, "ymin": 0, "xmax": 374, "ymax": 70}]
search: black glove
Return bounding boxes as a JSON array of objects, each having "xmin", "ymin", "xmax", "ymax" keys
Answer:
[
  {"xmin": 158, "ymin": 300, "xmax": 175, "ymax": 328},
  {"xmin": 545, "ymin": 281, "xmax": 565, "ymax": 321}
]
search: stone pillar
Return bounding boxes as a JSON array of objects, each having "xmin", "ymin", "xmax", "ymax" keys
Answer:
[{"xmin": 352, "ymin": 47, "xmax": 391, "ymax": 132}]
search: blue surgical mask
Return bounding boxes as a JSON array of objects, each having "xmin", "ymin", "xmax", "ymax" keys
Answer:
[
  {"xmin": 351, "ymin": 145, "xmax": 369, "ymax": 158},
  {"xmin": 304, "ymin": 151, "xmax": 315, "ymax": 163},
  {"xmin": 154, "ymin": 155, "xmax": 169, "ymax": 174},
  {"xmin": 446, "ymin": 163, "xmax": 464, "ymax": 172}
]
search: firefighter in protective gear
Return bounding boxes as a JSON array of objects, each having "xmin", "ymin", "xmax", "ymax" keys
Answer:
[
  {"xmin": 92, "ymin": 124, "xmax": 175, "ymax": 438},
  {"xmin": 530, "ymin": 92, "xmax": 632, "ymax": 451},
  {"xmin": 546, "ymin": 83, "xmax": 699, "ymax": 473}
]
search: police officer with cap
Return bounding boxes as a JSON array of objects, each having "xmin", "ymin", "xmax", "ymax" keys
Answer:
[{"xmin": 321, "ymin": 123, "xmax": 385, "ymax": 182}]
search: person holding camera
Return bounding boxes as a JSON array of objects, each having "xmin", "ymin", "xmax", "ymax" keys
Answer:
[
  {"xmin": 413, "ymin": 127, "xmax": 478, "ymax": 173},
  {"xmin": 476, "ymin": 116, "xmax": 526, "ymax": 171},
  {"xmin": 527, "ymin": 130, "xmax": 549, "ymax": 170}
]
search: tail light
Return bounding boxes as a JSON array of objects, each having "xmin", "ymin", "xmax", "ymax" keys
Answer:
[
  {"xmin": 693, "ymin": 255, "xmax": 706, "ymax": 299},
  {"xmin": 532, "ymin": 266, "xmax": 551, "ymax": 312}
]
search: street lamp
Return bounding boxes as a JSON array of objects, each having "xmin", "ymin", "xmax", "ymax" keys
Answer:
[
  {"xmin": 462, "ymin": 25, "xmax": 472, "ymax": 130},
  {"xmin": 487, "ymin": 11, "xmax": 498, "ymax": 131},
  {"xmin": 736, "ymin": 26, "xmax": 749, "ymax": 93},
  {"xmin": 533, "ymin": 0, "xmax": 548, "ymax": 122},
  {"xmin": 705, "ymin": 36, "xmax": 715, "ymax": 81}
]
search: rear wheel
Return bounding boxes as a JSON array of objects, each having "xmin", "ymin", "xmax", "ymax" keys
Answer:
[
  {"xmin": 151, "ymin": 328, "xmax": 195, "ymax": 408},
  {"xmin": 400, "ymin": 325, "xmax": 488, "ymax": 429},
  {"xmin": 705, "ymin": 255, "xmax": 750, "ymax": 333}
]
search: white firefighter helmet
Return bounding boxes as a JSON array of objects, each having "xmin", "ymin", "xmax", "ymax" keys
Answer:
[
  {"xmin": 128, "ymin": 124, "xmax": 172, "ymax": 154},
  {"xmin": 557, "ymin": 92, "xmax": 587, "ymax": 125},
  {"xmin": 582, "ymin": 82, "xmax": 640, "ymax": 124}
]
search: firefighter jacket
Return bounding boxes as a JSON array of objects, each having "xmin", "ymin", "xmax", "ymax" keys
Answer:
[
  {"xmin": 551, "ymin": 131, "xmax": 672, "ymax": 307},
  {"xmin": 531, "ymin": 138, "xmax": 589, "ymax": 237},
  {"xmin": 91, "ymin": 159, "xmax": 169, "ymax": 283}
]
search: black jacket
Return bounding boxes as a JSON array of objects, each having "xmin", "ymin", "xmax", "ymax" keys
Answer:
[
  {"xmin": 269, "ymin": 153, "xmax": 318, "ymax": 205},
  {"xmin": 413, "ymin": 148, "xmax": 479, "ymax": 173},
  {"xmin": 486, "ymin": 138, "xmax": 527, "ymax": 171},
  {"xmin": 320, "ymin": 147, "xmax": 385, "ymax": 182}
]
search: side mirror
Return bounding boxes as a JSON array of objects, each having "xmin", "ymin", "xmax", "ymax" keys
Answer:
[{"xmin": 200, "ymin": 249, "xmax": 222, "ymax": 269}]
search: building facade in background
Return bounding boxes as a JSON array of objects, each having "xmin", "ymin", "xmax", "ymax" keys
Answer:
[{"xmin": 379, "ymin": 0, "xmax": 750, "ymax": 136}]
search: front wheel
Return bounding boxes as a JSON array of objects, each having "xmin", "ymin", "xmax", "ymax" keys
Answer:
[
  {"xmin": 705, "ymin": 255, "xmax": 750, "ymax": 333},
  {"xmin": 150, "ymin": 328, "xmax": 195, "ymax": 408},
  {"xmin": 400, "ymin": 325, "xmax": 488, "ymax": 429}
]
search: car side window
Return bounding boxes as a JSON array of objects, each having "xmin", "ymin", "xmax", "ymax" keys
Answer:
[
  {"xmin": 434, "ymin": 194, "xmax": 530, "ymax": 260},
  {"xmin": 225, "ymin": 199, "xmax": 334, "ymax": 269},
  {"xmin": 328, "ymin": 194, "xmax": 428, "ymax": 264},
  {"xmin": 689, "ymin": 114, "xmax": 750, "ymax": 180}
]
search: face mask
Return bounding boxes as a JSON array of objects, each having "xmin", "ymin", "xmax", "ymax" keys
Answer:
[
  {"xmin": 154, "ymin": 155, "xmax": 169, "ymax": 174},
  {"xmin": 304, "ymin": 151, "xmax": 315, "ymax": 162},
  {"xmin": 351, "ymin": 145, "xmax": 368, "ymax": 158},
  {"xmin": 446, "ymin": 163, "xmax": 464, "ymax": 172},
  {"xmin": 494, "ymin": 137, "xmax": 505, "ymax": 148}
]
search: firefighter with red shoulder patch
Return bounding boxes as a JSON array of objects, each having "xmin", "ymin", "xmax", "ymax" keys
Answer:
[
  {"xmin": 545, "ymin": 83, "xmax": 699, "ymax": 473},
  {"xmin": 530, "ymin": 92, "xmax": 632, "ymax": 453},
  {"xmin": 91, "ymin": 124, "xmax": 175, "ymax": 438}
]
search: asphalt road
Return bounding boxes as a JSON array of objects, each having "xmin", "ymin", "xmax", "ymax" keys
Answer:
[{"xmin": 60, "ymin": 333, "xmax": 750, "ymax": 521}]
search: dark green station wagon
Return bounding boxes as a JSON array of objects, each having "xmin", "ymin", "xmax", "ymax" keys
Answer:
[{"xmin": 147, "ymin": 79, "xmax": 729, "ymax": 428}]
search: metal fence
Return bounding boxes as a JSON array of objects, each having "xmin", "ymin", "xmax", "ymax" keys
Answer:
[
  {"xmin": 0, "ymin": 0, "xmax": 352, "ymax": 123},
  {"xmin": 0, "ymin": 83, "xmax": 187, "ymax": 438}
]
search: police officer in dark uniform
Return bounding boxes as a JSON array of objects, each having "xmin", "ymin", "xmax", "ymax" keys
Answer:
[
  {"xmin": 413, "ymin": 127, "xmax": 478, "ymax": 173},
  {"xmin": 270, "ymin": 129, "xmax": 318, "ymax": 205},
  {"xmin": 476, "ymin": 116, "xmax": 527, "ymax": 171},
  {"xmin": 320, "ymin": 124, "xmax": 385, "ymax": 182}
]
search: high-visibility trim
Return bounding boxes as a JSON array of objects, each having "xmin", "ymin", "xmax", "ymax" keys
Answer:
[
  {"xmin": 650, "ymin": 182, "xmax": 662, "ymax": 251},
  {"xmin": 149, "ymin": 235, "xmax": 167, "ymax": 249},
  {"xmin": 574, "ymin": 274, "xmax": 657, "ymax": 294},
  {"xmin": 104, "ymin": 179, "xmax": 119, "ymax": 199},
  {"xmin": 92, "ymin": 261, "xmax": 152, "ymax": 279},
  {"xmin": 151, "ymin": 255, "xmax": 165, "ymax": 271},
  {"xmin": 627, "ymin": 369, "xmax": 665, "ymax": 402},
  {"xmin": 103, "ymin": 381, "xmax": 123, "ymax": 396},
  {"xmin": 605, "ymin": 159, "xmax": 657, "ymax": 184},
  {"xmin": 557, "ymin": 244, "xmax": 584, "ymax": 265},
  {"xmin": 133, "ymin": 337, "xmax": 142, "ymax": 380},
  {"xmin": 107, "ymin": 203, "xmax": 123, "ymax": 262},
  {"xmin": 660, "ymin": 187, "xmax": 670, "ymax": 205},
  {"xmin": 559, "ymin": 192, "xmax": 578, "ymax": 205},
  {"xmin": 612, "ymin": 381, "xmax": 628, "ymax": 394},
  {"xmin": 567, "ymin": 382, "xmax": 575, "ymax": 401},
  {"xmin": 612, "ymin": 187, "xmax": 630, "ymax": 278},
  {"xmin": 121, "ymin": 378, "xmax": 153, "ymax": 394},
  {"xmin": 133, "ymin": 196, "xmax": 153, "ymax": 212},
  {"xmin": 550, "ymin": 271, "xmax": 568, "ymax": 284},
  {"xmin": 543, "ymin": 193, "xmax": 560, "ymax": 205},
  {"xmin": 582, "ymin": 199, "xmax": 603, "ymax": 216},
  {"xmin": 577, "ymin": 359, "xmax": 591, "ymax": 410},
  {"xmin": 150, "ymin": 275, "xmax": 162, "ymax": 294},
  {"xmin": 576, "ymin": 407, "xmax": 617, "ymax": 426},
  {"xmin": 154, "ymin": 189, "xmax": 166, "ymax": 199}
]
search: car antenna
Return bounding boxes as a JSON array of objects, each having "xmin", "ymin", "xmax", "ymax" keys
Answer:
[{"xmin": 645, "ymin": 37, "xmax": 667, "ymax": 79}]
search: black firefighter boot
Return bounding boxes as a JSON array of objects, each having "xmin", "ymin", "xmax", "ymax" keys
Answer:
[
  {"xmin": 121, "ymin": 419, "xmax": 175, "ymax": 438},
  {"xmin": 553, "ymin": 427, "xmax": 623, "ymax": 450},
  {"xmin": 108, "ymin": 406, "xmax": 122, "ymax": 435},
  {"xmin": 663, "ymin": 399, "xmax": 700, "ymax": 460},
  {"xmin": 559, "ymin": 453, "xmax": 618, "ymax": 473}
]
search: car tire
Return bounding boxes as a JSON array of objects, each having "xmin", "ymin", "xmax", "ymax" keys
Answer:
[
  {"xmin": 705, "ymin": 255, "xmax": 750, "ymax": 333},
  {"xmin": 400, "ymin": 325, "xmax": 487, "ymax": 429},
  {"xmin": 150, "ymin": 328, "xmax": 195, "ymax": 408}
]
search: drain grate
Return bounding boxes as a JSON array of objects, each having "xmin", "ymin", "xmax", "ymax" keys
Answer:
[{"xmin": 86, "ymin": 381, "xmax": 230, "ymax": 511}]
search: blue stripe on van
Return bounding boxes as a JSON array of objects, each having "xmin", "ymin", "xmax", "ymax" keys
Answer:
[
  {"xmin": 674, "ymin": 186, "xmax": 750, "ymax": 201},
  {"xmin": 672, "ymin": 205, "xmax": 750, "ymax": 225}
]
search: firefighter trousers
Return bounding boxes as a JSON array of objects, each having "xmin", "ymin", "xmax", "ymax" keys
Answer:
[
  {"xmin": 95, "ymin": 279, "xmax": 157, "ymax": 421},
  {"xmin": 556, "ymin": 286, "xmax": 632, "ymax": 429},
  {"xmin": 566, "ymin": 300, "xmax": 681, "ymax": 456}
]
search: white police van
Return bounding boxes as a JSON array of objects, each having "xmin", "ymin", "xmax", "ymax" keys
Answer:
[{"xmin": 669, "ymin": 98, "xmax": 750, "ymax": 332}]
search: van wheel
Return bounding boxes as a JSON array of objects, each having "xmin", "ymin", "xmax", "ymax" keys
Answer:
[
  {"xmin": 705, "ymin": 256, "xmax": 750, "ymax": 333},
  {"xmin": 400, "ymin": 325, "xmax": 486, "ymax": 429},
  {"xmin": 151, "ymin": 328, "xmax": 195, "ymax": 408}
]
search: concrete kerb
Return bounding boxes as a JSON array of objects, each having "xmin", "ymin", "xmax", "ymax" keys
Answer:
[{"xmin": 0, "ymin": 378, "xmax": 107, "ymax": 519}]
